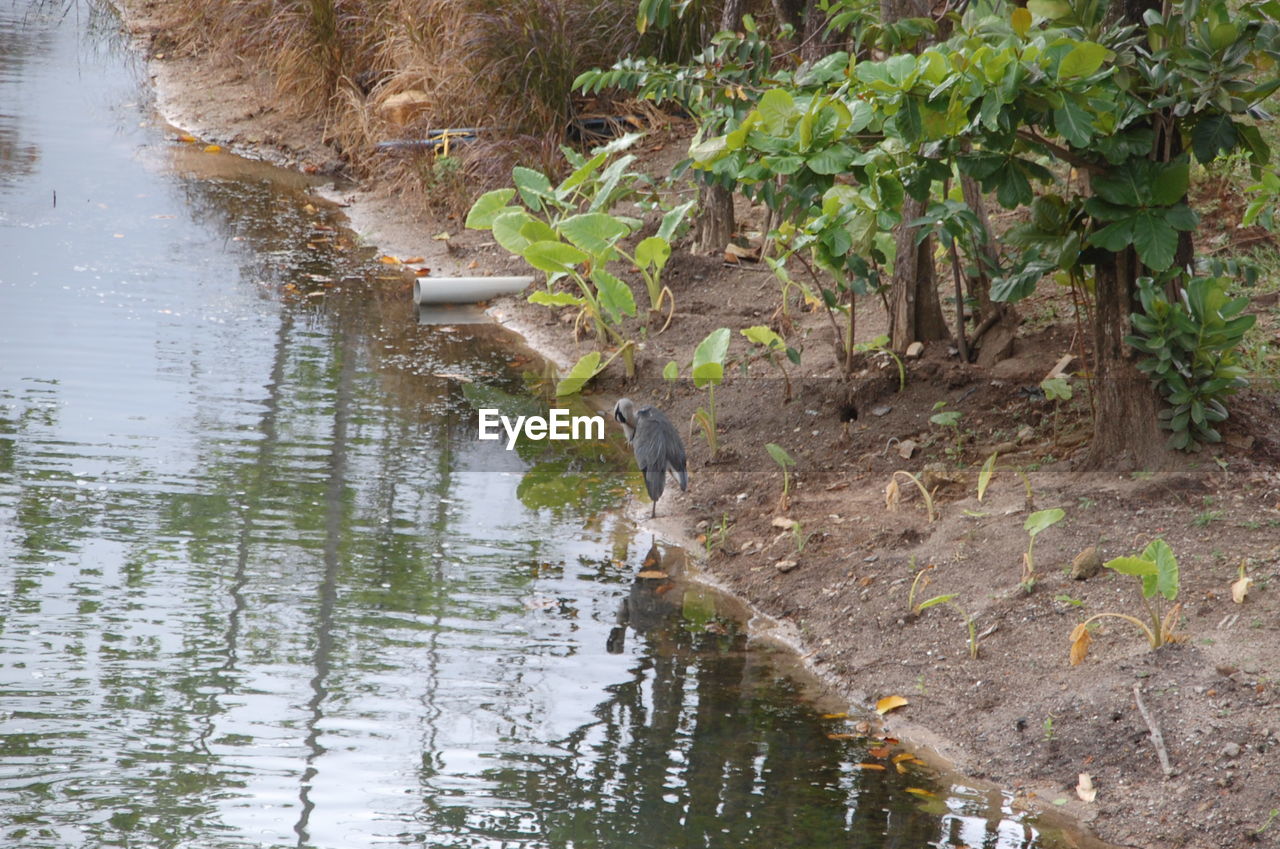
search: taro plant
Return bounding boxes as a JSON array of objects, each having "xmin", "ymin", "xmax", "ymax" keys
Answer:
[
  {"xmin": 1021, "ymin": 508, "xmax": 1065, "ymax": 593},
  {"xmin": 977, "ymin": 450, "xmax": 1035, "ymax": 511},
  {"xmin": 1126, "ymin": 275, "xmax": 1256, "ymax": 451},
  {"xmin": 885, "ymin": 470, "xmax": 937, "ymax": 523},
  {"xmin": 466, "ymin": 138, "xmax": 689, "ymax": 383},
  {"xmin": 765, "ymin": 442, "xmax": 796, "ymax": 511},
  {"xmin": 1069, "ymin": 539, "xmax": 1184, "ymax": 665},
  {"xmin": 913, "ymin": 592, "xmax": 979, "ymax": 660},
  {"xmin": 690, "ymin": 327, "xmax": 731, "ymax": 459},
  {"xmin": 929, "ymin": 402, "xmax": 964, "ymax": 460},
  {"xmin": 741, "ymin": 325, "xmax": 800, "ymax": 402}
]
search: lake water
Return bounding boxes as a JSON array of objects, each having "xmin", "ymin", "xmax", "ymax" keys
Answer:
[{"xmin": 0, "ymin": 2, "xmax": 1077, "ymax": 847}]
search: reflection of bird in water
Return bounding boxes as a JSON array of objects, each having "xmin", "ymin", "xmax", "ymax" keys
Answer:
[
  {"xmin": 612, "ymin": 398, "xmax": 687, "ymax": 518},
  {"xmin": 607, "ymin": 538, "xmax": 680, "ymax": 654}
]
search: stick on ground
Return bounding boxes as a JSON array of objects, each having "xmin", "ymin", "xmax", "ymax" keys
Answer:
[{"xmin": 1133, "ymin": 683, "xmax": 1175, "ymax": 777}]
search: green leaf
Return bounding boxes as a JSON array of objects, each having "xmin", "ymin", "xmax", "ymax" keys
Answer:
[
  {"xmin": 492, "ymin": 209, "xmax": 536, "ymax": 254},
  {"xmin": 519, "ymin": 218, "xmax": 558, "ymax": 244},
  {"xmin": 592, "ymin": 269, "xmax": 636, "ymax": 324},
  {"xmin": 765, "ymin": 442, "xmax": 795, "ymax": 468},
  {"xmin": 556, "ymin": 352, "xmax": 603, "ymax": 397},
  {"xmin": 657, "ymin": 201, "xmax": 695, "ymax": 241},
  {"xmin": 1027, "ymin": 0, "xmax": 1070, "ymax": 18},
  {"xmin": 662, "ymin": 360, "xmax": 679, "ymax": 380},
  {"xmin": 1141, "ymin": 538, "xmax": 1180, "ymax": 601},
  {"xmin": 977, "ymin": 452, "xmax": 998, "ymax": 501},
  {"xmin": 1053, "ymin": 98, "xmax": 1095, "ymax": 148},
  {"xmin": 512, "ymin": 166, "xmax": 553, "ymax": 212},
  {"xmin": 742, "ymin": 325, "xmax": 785, "ymax": 349},
  {"xmin": 1011, "ymin": 6, "xmax": 1032, "ymax": 36},
  {"xmin": 528, "ymin": 291, "xmax": 584, "ymax": 308},
  {"xmin": 1150, "ymin": 161, "xmax": 1190, "ymax": 206},
  {"xmin": 1104, "ymin": 556, "xmax": 1159, "ymax": 577},
  {"xmin": 914, "ymin": 593, "xmax": 957, "ymax": 612},
  {"xmin": 466, "ymin": 188, "xmax": 517, "ymax": 229},
  {"xmin": 1191, "ymin": 114, "xmax": 1238, "ymax": 164},
  {"xmin": 635, "ymin": 236, "xmax": 671, "ymax": 272},
  {"xmin": 1024, "ymin": 507, "xmax": 1065, "ymax": 537},
  {"xmin": 758, "ymin": 88, "xmax": 797, "ymax": 135},
  {"xmin": 558, "ymin": 213, "xmax": 630, "ymax": 257},
  {"xmin": 930, "ymin": 410, "xmax": 961, "ymax": 427},
  {"xmin": 1057, "ymin": 42, "xmax": 1108, "ymax": 80},
  {"xmin": 523, "ymin": 240, "xmax": 589, "ymax": 274},
  {"xmin": 807, "ymin": 144, "xmax": 856, "ymax": 175},
  {"xmin": 692, "ymin": 327, "xmax": 731, "ymax": 389},
  {"xmin": 1131, "ymin": 212, "xmax": 1179, "ymax": 271}
]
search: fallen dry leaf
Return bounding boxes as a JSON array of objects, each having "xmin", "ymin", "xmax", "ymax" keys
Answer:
[
  {"xmin": 636, "ymin": 570, "xmax": 668, "ymax": 580},
  {"xmin": 885, "ymin": 478, "xmax": 901, "ymax": 511},
  {"xmin": 1069, "ymin": 622, "xmax": 1092, "ymax": 666},
  {"xmin": 856, "ymin": 763, "xmax": 886, "ymax": 771},
  {"xmin": 402, "ymin": 256, "xmax": 426, "ymax": 264},
  {"xmin": 379, "ymin": 255, "xmax": 402, "ymax": 264},
  {"xmin": 1076, "ymin": 773, "xmax": 1096, "ymax": 803},
  {"xmin": 771, "ymin": 516, "xmax": 798, "ymax": 530},
  {"xmin": 1231, "ymin": 575, "xmax": 1252, "ymax": 604},
  {"xmin": 821, "ymin": 712, "xmax": 849, "ymax": 720},
  {"xmin": 875, "ymin": 695, "xmax": 909, "ymax": 715},
  {"xmin": 905, "ymin": 787, "xmax": 936, "ymax": 798},
  {"xmin": 867, "ymin": 745, "xmax": 892, "ymax": 759},
  {"xmin": 203, "ymin": 144, "xmax": 222, "ymax": 153}
]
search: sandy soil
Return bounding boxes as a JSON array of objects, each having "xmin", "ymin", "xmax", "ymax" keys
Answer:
[{"xmin": 118, "ymin": 5, "xmax": 1280, "ymax": 847}]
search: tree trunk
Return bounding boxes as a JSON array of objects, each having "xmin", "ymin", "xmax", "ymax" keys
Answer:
[
  {"xmin": 888, "ymin": 195, "xmax": 948, "ymax": 351},
  {"xmin": 1082, "ymin": 0, "xmax": 1182, "ymax": 470},
  {"xmin": 1083, "ymin": 248, "xmax": 1175, "ymax": 470},
  {"xmin": 689, "ymin": 0, "xmax": 746, "ymax": 255}
]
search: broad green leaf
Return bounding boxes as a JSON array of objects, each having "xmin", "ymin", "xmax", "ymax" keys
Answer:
[
  {"xmin": 657, "ymin": 201, "xmax": 695, "ymax": 241},
  {"xmin": 1057, "ymin": 42, "xmax": 1108, "ymax": 80},
  {"xmin": 1150, "ymin": 161, "xmax": 1190, "ymax": 206},
  {"xmin": 765, "ymin": 442, "xmax": 795, "ymax": 468},
  {"xmin": 807, "ymin": 144, "xmax": 856, "ymax": 175},
  {"xmin": 1191, "ymin": 114, "xmax": 1238, "ymax": 163},
  {"xmin": 692, "ymin": 327, "xmax": 731, "ymax": 389},
  {"xmin": 519, "ymin": 218, "xmax": 558, "ymax": 244},
  {"xmin": 930, "ymin": 410, "xmax": 961, "ymax": 427},
  {"xmin": 592, "ymin": 269, "xmax": 636, "ymax": 324},
  {"xmin": 558, "ymin": 151, "xmax": 607, "ymax": 195},
  {"xmin": 466, "ymin": 189, "xmax": 517, "ymax": 229},
  {"xmin": 559, "ymin": 213, "xmax": 630, "ymax": 257},
  {"xmin": 662, "ymin": 360, "xmax": 679, "ymax": 380},
  {"xmin": 512, "ymin": 166, "xmax": 553, "ymax": 212},
  {"xmin": 635, "ymin": 236, "xmax": 671, "ymax": 271},
  {"xmin": 1053, "ymin": 98, "xmax": 1094, "ymax": 148},
  {"xmin": 1103, "ymin": 555, "xmax": 1159, "ymax": 576},
  {"xmin": 528, "ymin": 290, "xmax": 583, "ymax": 308},
  {"xmin": 556, "ymin": 352, "xmax": 603, "ymax": 397},
  {"xmin": 1024, "ymin": 507, "xmax": 1065, "ymax": 537},
  {"xmin": 758, "ymin": 88, "xmax": 798, "ymax": 135},
  {"xmin": 523, "ymin": 240, "xmax": 589, "ymax": 274},
  {"xmin": 741, "ymin": 325, "xmax": 785, "ymax": 349},
  {"xmin": 1131, "ymin": 212, "xmax": 1178, "ymax": 271},
  {"xmin": 1142, "ymin": 538, "xmax": 1180, "ymax": 601},
  {"xmin": 492, "ymin": 209, "xmax": 536, "ymax": 254}
]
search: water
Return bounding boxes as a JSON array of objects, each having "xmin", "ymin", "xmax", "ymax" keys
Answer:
[{"xmin": 0, "ymin": 3, "xmax": 1078, "ymax": 847}]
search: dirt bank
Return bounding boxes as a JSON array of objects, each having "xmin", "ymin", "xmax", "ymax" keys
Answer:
[{"xmin": 118, "ymin": 5, "xmax": 1280, "ymax": 847}]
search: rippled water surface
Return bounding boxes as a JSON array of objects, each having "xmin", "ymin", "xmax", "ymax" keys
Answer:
[{"xmin": 0, "ymin": 3, "xmax": 1078, "ymax": 847}]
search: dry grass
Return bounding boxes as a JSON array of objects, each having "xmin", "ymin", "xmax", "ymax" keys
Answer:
[{"xmin": 159, "ymin": 0, "xmax": 660, "ymax": 214}]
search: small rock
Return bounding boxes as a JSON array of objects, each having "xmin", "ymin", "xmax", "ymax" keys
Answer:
[
  {"xmin": 905, "ymin": 341, "xmax": 925, "ymax": 359},
  {"xmin": 772, "ymin": 516, "xmax": 798, "ymax": 530},
  {"xmin": 921, "ymin": 462, "xmax": 964, "ymax": 491},
  {"xmin": 775, "ymin": 559, "xmax": 798, "ymax": 573},
  {"xmin": 1016, "ymin": 425, "xmax": 1035, "ymax": 443},
  {"xmin": 871, "ymin": 405, "xmax": 893, "ymax": 417},
  {"xmin": 1223, "ymin": 742, "xmax": 1242, "ymax": 759},
  {"xmin": 1070, "ymin": 546, "xmax": 1104, "ymax": 581},
  {"xmin": 897, "ymin": 438, "xmax": 916, "ymax": 459}
]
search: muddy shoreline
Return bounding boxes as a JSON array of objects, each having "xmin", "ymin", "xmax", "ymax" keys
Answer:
[{"xmin": 117, "ymin": 5, "xmax": 1280, "ymax": 848}]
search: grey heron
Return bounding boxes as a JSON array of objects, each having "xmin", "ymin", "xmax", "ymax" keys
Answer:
[{"xmin": 612, "ymin": 398, "xmax": 688, "ymax": 518}]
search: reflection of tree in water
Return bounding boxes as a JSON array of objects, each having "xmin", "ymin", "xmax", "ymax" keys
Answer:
[{"xmin": 411, "ymin": 543, "xmax": 1030, "ymax": 849}]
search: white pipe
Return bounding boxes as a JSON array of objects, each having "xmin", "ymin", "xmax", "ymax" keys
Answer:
[{"xmin": 412, "ymin": 276, "xmax": 533, "ymax": 305}]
